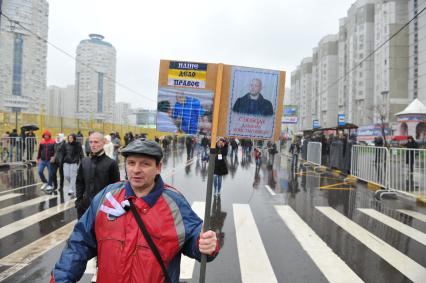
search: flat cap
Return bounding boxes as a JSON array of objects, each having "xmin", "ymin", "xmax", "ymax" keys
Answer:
[{"xmin": 120, "ymin": 139, "xmax": 163, "ymax": 160}]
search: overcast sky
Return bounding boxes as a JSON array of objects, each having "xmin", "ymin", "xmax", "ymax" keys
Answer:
[{"xmin": 47, "ymin": 0, "xmax": 355, "ymax": 109}]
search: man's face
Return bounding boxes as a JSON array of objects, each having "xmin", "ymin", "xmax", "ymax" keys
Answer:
[
  {"xmin": 249, "ymin": 80, "xmax": 262, "ymax": 95},
  {"xmin": 177, "ymin": 95, "xmax": 185, "ymax": 104},
  {"xmin": 126, "ymin": 155, "xmax": 162, "ymax": 192},
  {"xmin": 89, "ymin": 134, "xmax": 105, "ymax": 153}
]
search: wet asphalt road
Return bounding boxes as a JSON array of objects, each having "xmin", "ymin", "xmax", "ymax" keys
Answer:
[{"xmin": 0, "ymin": 146, "xmax": 426, "ymax": 283}]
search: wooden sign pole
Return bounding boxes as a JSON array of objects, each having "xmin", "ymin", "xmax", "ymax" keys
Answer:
[{"xmin": 199, "ymin": 63, "xmax": 223, "ymax": 283}]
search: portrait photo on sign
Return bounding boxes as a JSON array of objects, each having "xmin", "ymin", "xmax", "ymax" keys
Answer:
[
  {"xmin": 227, "ymin": 66, "xmax": 280, "ymax": 139},
  {"xmin": 157, "ymin": 87, "xmax": 214, "ymax": 135}
]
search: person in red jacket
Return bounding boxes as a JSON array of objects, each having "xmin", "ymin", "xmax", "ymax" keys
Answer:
[
  {"xmin": 37, "ymin": 129, "xmax": 56, "ymax": 191},
  {"xmin": 50, "ymin": 139, "xmax": 219, "ymax": 283}
]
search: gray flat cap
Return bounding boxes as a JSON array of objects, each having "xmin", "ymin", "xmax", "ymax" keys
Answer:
[{"xmin": 120, "ymin": 139, "xmax": 163, "ymax": 160}]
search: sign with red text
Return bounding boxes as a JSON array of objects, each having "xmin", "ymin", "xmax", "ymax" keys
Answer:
[{"xmin": 227, "ymin": 66, "xmax": 280, "ymax": 139}]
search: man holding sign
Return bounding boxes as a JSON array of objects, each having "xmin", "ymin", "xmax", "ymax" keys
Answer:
[{"xmin": 50, "ymin": 139, "xmax": 219, "ymax": 283}]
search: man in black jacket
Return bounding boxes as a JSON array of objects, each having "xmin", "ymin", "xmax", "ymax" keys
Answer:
[
  {"xmin": 75, "ymin": 132, "xmax": 120, "ymax": 219},
  {"xmin": 232, "ymin": 78, "xmax": 274, "ymax": 116}
]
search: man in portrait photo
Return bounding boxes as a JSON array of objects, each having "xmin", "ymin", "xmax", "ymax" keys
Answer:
[
  {"xmin": 172, "ymin": 92, "xmax": 203, "ymax": 135},
  {"xmin": 232, "ymin": 78, "xmax": 274, "ymax": 116}
]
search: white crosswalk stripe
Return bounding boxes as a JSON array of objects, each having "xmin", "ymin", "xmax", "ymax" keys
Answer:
[
  {"xmin": 358, "ymin": 208, "xmax": 426, "ymax": 245},
  {"xmin": 0, "ymin": 195, "xmax": 57, "ymax": 216},
  {"xmin": 0, "ymin": 199, "xmax": 75, "ymax": 240},
  {"xmin": 275, "ymin": 205, "xmax": 363, "ymax": 283},
  {"xmin": 317, "ymin": 206, "xmax": 426, "ymax": 283},
  {"xmin": 0, "ymin": 220, "xmax": 76, "ymax": 281},
  {"xmin": 180, "ymin": 201, "xmax": 205, "ymax": 280},
  {"xmin": 397, "ymin": 209, "xmax": 426, "ymax": 223},
  {"xmin": 0, "ymin": 193, "xmax": 23, "ymax": 202},
  {"xmin": 233, "ymin": 203, "xmax": 278, "ymax": 283}
]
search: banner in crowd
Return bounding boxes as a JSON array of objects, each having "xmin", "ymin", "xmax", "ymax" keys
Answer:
[
  {"xmin": 226, "ymin": 66, "xmax": 280, "ymax": 139},
  {"xmin": 157, "ymin": 87, "xmax": 213, "ymax": 135},
  {"xmin": 167, "ymin": 61, "xmax": 207, "ymax": 88}
]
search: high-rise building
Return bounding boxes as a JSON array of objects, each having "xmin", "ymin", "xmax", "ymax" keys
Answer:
[
  {"xmin": 345, "ymin": 0, "xmax": 376, "ymax": 127},
  {"xmin": 290, "ymin": 68, "xmax": 301, "ymax": 130},
  {"xmin": 299, "ymin": 57, "xmax": 313, "ymax": 130},
  {"xmin": 408, "ymin": 0, "xmax": 426, "ymax": 104},
  {"xmin": 47, "ymin": 85, "xmax": 76, "ymax": 118},
  {"xmin": 373, "ymin": 0, "xmax": 409, "ymax": 123},
  {"xmin": 75, "ymin": 34, "xmax": 116, "ymax": 121},
  {"xmin": 113, "ymin": 102, "xmax": 131, "ymax": 125},
  {"xmin": 315, "ymin": 34, "xmax": 339, "ymax": 127},
  {"xmin": 291, "ymin": 0, "xmax": 425, "ymax": 130},
  {"xmin": 0, "ymin": 0, "xmax": 49, "ymax": 113}
]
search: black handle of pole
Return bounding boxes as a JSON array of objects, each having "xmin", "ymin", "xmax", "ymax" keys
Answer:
[{"xmin": 199, "ymin": 149, "xmax": 216, "ymax": 283}]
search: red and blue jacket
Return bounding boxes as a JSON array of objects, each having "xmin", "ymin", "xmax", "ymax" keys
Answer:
[
  {"xmin": 50, "ymin": 176, "xmax": 219, "ymax": 283},
  {"xmin": 37, "ymin": 130, "xmax": 55, "ymax": 161}
]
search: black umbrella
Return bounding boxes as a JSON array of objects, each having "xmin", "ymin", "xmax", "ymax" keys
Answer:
[{"xmin": 21, "ymin": 124, "xmax": 39, "ymax": 131}]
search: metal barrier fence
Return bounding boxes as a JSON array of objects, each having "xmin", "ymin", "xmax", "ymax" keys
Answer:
[
  {"xmin": 1, "ymin": 137, "xmax": 39, "ymax": 164},
  {"xmin": 306, "ymin": 142, "xmax": 322, "ymax": 166},
  {"xmin": 351, "ymin": 145, "xmax": 426, "ymax": 199},
  {"xmin": 351, "ymin": 145, "xmax": 389, "ymax": 189},
  {"xmin": 388, "ymin": 148, "xmax": 426, "ymax": 199}
]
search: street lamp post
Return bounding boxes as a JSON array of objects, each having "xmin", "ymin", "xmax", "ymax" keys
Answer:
[{"xmin": 0, "ymin": 0, "xmax": 3, "ymax": 32}]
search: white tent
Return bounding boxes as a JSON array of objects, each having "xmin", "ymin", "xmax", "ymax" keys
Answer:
[{"xmin": 395, "ymin": 99, "xmax": 426, "ymax": 116}]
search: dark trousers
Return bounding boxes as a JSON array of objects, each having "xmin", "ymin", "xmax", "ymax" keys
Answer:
[{"xmin": 52, "ymin": 162, "xmax": 64, "ymax": 189}]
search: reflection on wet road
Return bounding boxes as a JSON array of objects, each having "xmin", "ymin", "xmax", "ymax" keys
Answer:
[{"xmin": 0, "ymin": 147, "xmax": 426, "ymax": 283}]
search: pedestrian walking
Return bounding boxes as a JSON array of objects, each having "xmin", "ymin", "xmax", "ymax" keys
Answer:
[
  {"xmin": 62, "ymin": 134, "xmax": 84, "ymax": 196},
  {"xmin": 25, "ymin": 129, "xmax": 37, "ymax": 161},
  {"xmin": 51, "ymin": 139, "xmax": 219, "ymax": 283},
  {"xmin": 254, "ymin": 147, "xmax": 262, "ymax": 168},
  {"xmin": 289, "ymin": 138, "xmax": 301, "ymax": 172},
  {"xmin": 75, "ymin": 132, "xmax": 120, "ymax": 219},
  {"xmin": 84, "ymin": 131, "xmax": 93, "ymax": 156},
  {"xmin": 103, "ymin": 135, "xmax": 114, "ymax": 159},
  {"xmin": 111, "ymin": 133, "xmax": 121, "ymax": 163},
  {"xmin": 8, "ymin": 129, "xmax": 18, "ymax": 162},
  {"xmin": 405, "ymin": 136, "xmax": 419, "ymax": 173},
  {"xmin": 186, "ymin": 135, "xmax": 194, "ymax": 159},
  {"xmin": 230, "ymin": 138, "xmax": 238, "ymax": 158},
  {"xmin": 47, "ymin": 133, "xmax": 65, "ymax": 192},
  {"xmin": 37, "ymin": 130, "xmax": 55, "ymax": 191},
  {"xmin": 214, "ymin": 137, "xmax": 228, "ymax": 196},
  {"xmin": 1, "ymin": 131, "xmax": 9, "ymax": 163},
  {"xmin": 268, "ymin": 141, "xmax": 278, "ymax": 166}
]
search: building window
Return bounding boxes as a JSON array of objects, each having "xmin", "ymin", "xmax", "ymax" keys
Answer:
[
  {"xmin": 97, "ymin": 72, "xmax": 104, "ymax": 113},
  {"xmin": 12, "ymin": 33, "xmax": 24, "ymax": 96}
]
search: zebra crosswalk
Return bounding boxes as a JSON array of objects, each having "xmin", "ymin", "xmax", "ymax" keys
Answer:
[{"xmin": 1, "ymin": 186, "xmax": 426, "ymax": 282}]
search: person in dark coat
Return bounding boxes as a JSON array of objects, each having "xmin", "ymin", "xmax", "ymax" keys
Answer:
[
  {"xmin": 84, "ymin": 131, "xmax": 93, "ymax": 156},
  {"xmin": 75, "ymin": 132, "xmax": 120, "ymax": 219},
  {"xmin": 405, "ymin": 136, "xmax": 419, "ymax": 173},
  {"xmin": 213, "ymin": 137, "xmax": 228, "ymax": 196},
  {"xmin": 50, "ymin": 133, "xmax": 65, "ymax": 192},
  {"xmin": 232, "ymin": 78, "xmax": 274, "ymax": 116},
  {"xmin": 62, "ymin": 133, "xmax": 84, "ymax": 195},
  {"xmin": 25, "ymin": 129, "xmax": 37, "ymax": 161}
]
